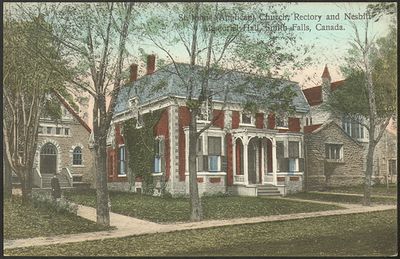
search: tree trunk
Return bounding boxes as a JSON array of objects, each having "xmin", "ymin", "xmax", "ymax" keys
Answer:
[
  {"xmin": 95, "ymin": 134, "xmax": 110, "ymax": 226},
  {"xmin": 20, "ymin": 168, "xmax": 32, "ymax": 204},
  {"xmin": 188, "ymin": 113, "xmax": 203, "ymax": 221},
  {"xmin": 363, "ymin": 140, "xmax": 375, "ymax": 206},
  {"xmin": 3, "ymin": 156, "xmax": 13, "ymax": 199}
]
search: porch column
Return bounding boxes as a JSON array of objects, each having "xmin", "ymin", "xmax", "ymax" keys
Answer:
[
  {"xmin": 243, "ymin": 135, "xmax": 249, "ymax": 185},
  {"xmin": 272, "ymin": 138, "xmax": 277, "ymax": 186},
  {"xmin": 261, "ymin": 140, "xmax": 265, "ymax": 184},
  {"xmin": 232, "ymin": 139, "xmax": 236, "ymax": 182}
]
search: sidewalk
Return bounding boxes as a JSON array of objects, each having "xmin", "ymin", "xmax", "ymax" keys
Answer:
[
  {"xmin": 4, "ymin": 201, "xmax": 396, "ymax": 250},
  {"xmin": 309, "ymin": 191, "xmax": 396, "ymax": 199}
]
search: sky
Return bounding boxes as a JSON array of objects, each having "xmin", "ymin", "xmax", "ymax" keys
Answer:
[{"xmin": 5, "ymin": 2, "xmax": 394, "ymax": 128}]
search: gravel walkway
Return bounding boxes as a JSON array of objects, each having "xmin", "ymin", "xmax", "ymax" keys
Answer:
[{"xmin": 4, "ymin": 200, "xmax": 396, "ymax": 250}]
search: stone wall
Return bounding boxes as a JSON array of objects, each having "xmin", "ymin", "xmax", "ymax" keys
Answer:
[
  {"xmin": 36, "ymin": 117, "xmax": 94, "ymax": 187},
  {"xmin": 305, "ymin": 122, "xmax": 364, "ymax": 190}
]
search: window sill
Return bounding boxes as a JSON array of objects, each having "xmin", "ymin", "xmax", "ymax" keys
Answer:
[
  {"xmin": 72, "ymin": 165, "xmax": 85, "ymax": 168},
  {"xmin": 117, "ymin": 174, "xmax": 127, "ymax": 177},
  {"xmin": 239, "ymin": 123, "xmax": 255, "ymax": 127},
  {"xmin": 276, "ymin": 126, "xmax": 289, "ymax": 130},
  {"xmin": 325, "ymin": 159, "xmax": 344, "ymax": 163},
  {"xmin": 151, "ymin": 173, "xmax": 164, "ymax": 176},
  {"xmin": 185, "ymin": 172, "xmax": 226, "ymax": 176}
]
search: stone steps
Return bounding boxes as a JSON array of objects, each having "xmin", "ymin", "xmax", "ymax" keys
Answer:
[{"xmin": 257, "ymin": 185, "xmax": 281, "ymax": 197}]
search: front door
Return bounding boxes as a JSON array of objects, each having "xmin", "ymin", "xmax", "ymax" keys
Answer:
[{"xmin": 40, "ymin": 143, "xmax": 57, "ymax": 174}]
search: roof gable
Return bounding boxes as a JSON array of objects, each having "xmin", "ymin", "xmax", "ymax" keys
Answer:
[
  {"xmin": 306, "ymin": 120, "xmax": 362, "ymax": 146},
  {"xmin": 302, "ymin": 80, "xmax": 345, "ymax": 106},
  {"xmin": 52, "ymin": 90, "xmax": 91, "ymax": 133}
]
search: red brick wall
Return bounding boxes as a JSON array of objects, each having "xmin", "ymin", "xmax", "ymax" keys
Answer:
[
  {"xmin": 212, "ymin": 109, "xmax": 224, "ymax": 129},
  {"xmin": 288, "ymin": 117, "xmax": 301, "ymax": 132},
  {"xmin": 179, "ymin": 106, "xmax": 191, "ymax": 181},
  {"xmin": 226, "ymin": 133, "xmax": 233, "ymax": 186},
  {"xmin": 267, "ymin": 113, "xmax": 275, "ymax": 129},
  {"xmin": 232, "ymin": 111, "xmax": 240, "ymax": 129},
  {"xmin": 256, "ymin": 113, "xmax": 264, "ymax": 129}
]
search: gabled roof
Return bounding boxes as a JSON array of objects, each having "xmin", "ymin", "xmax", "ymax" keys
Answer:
[
  {"xmin": 304, "ymin": 123, "xmax": 323, "ymax": 133},
  {"xmin": 302, "ymin": 80, "xmax": 345, "ymax": 106},
  {"xmin": 52, "ymin": 90, "xmax": 91, "ymax": 133},
  {"xmin": 305, "ymin": 120, "xmax": 362, "ymax": 146},
  {"xmin": 114, "ymin": 63, "xmax": 310, "ymax": 116}
]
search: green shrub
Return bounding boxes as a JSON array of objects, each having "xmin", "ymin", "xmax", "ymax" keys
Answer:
[{"xmin": 31, "ymin": 191, "xmax": 78, "ymax": 214}]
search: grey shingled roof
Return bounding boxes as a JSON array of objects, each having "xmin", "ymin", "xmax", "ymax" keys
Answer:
[{"xmin": 113, "ymin": 63, "xmax": 310, "ymax": 116}]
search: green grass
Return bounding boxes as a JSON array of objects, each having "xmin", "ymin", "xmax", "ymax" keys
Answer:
[
  {"xmin": 64, "ymin": 189, "xmax": 343, "ymax": 223},
  {"xmin": 3, "ymin": 196, "xmax": 113, "ymax": 240},
  {"xmin": 5, "ymin": 210, "xmax": 397, "ymax": 256},
  {"xmin": 288, "ymin": 192, "xmax": 397, "ymax": 204},
  {"xmin": 324, "ymin": 184, "xmax": 397, "ymax": 197}
]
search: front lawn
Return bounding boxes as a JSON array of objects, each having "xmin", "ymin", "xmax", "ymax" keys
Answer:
[
  {"xmin": 325, "ymin": 184, "xmax": 397, "ymax": 197},
  {"xmin": 5, "ymin": 210, "xmax": 397, "ymax": 256},
  {"xmin": 288, "ymin": 192, "xmax": 397, "ymax": 204},
  {"xmin": 3, "ymin": 196, "xmax": 113, "ymax": 240},
  {"xmin": 64, "ymin": 189, "xmax": 343, "ymax": 223}
]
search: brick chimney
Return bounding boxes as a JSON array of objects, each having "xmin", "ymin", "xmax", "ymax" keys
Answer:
[
  {"xmin": 129, "ymin": 63, "xmax": 138, "ymax": 82},
  {"xmin": 146, "ymin": 54, "xmax": 156, "ymax": 75}
]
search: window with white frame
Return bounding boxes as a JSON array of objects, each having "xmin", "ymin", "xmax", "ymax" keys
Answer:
[
  {"xmin": 342, "ymin": 117, "xmax": 364, "ymax": 139},
  {"xmin": 47, "ymin": 127, "xmax": 53, "ymax": 134},
  {"xmin": 118, "ymin": 145, "xmax": 126, "ymax": 176},
  {"xmin": 276, "ymin": 141, "xmax": 284, "ymax": 172},
  {"xmin": 276, "ymin": 112, "xmax": 288, "ymax": 128},
  {"xmin": 154, "ymin": 137, "xmax": 165, "ymax": 173},
  {"xmin": 240, "ymin": 112, "xmax": 253, "ymax": 125},
  {"xmin": 207, "ymin": 136, "xmax": 222, "ymax": 172},
  {"xmin": 197, "ymin": 101, "xmax": 212, "ymax": 121},
  {"xmin": 325, "ymin": 144, "xmax": 343, "ymax": 161},
  {"xmin": 56, "ymin": 127, "xmax": 62, "ymax": 135},
  {"xmin": 196, "ymin": 136, "xmax": 203, "ymax": 172},
  {"xmin": 288, "ymin": 141, "xmax": 299, "ymax": 173},
  {"xmin": 64, "ymin": 128, "xmax": 70, "ymax": 136},
  {"xmin": 72, "ymin": 146, "xmax": 82, "ymax": 165}
]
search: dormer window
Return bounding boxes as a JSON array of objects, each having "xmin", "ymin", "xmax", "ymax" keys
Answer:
[
  {"xmin": 240, "ymin": 112, "xmax": 254, "ymax": 125},
  {"xmin": 276, "ymin": 112, "xmax": 288, "ymax": 128}
]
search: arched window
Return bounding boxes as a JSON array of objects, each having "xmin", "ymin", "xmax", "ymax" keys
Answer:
[{"xmin": 73, "ymin": 147, "xmax": 82, "ymax": 165}]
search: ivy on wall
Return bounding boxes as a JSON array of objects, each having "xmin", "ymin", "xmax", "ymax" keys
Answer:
[{"xmin": 123, "ymin": 109, "xmax": 165, "ymax": 195}]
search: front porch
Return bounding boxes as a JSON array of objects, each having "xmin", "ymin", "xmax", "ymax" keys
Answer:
[{"xmin": 231, "ymin": 128, "xmax": 304, "ymax": 196}]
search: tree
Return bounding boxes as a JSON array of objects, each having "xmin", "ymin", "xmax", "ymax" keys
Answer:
[
  {"xmin": 3, "ymin": 11, "xmax": 74, "ymax": 203},
  {"xmin": 139, "ymin": 3, "xmax": 311, "ymax": 220},
  {"xmin": 14, "ymin": 2, "xmax": 136, "ymax": 226},
  {"xmin": 323, "ymin": 9, "xmax": 397, "ymax": 205}
]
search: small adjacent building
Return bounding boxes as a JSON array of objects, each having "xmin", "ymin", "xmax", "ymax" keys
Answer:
[
  {"xmin": 32, "ymin": 91, "xmax": 94, "ymax": 189},
  {"xmin": 106, "ymin": 55, "xmax": 311, "ymax": 196},
  {"xmin": 304, "ymin": 120, "xmax": 364, "ymax": 190},
  {"xmin": 302, "ymin": 65, "xmax": 397, "ymax": 186}
]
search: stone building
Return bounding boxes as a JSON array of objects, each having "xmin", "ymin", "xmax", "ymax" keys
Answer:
[
  {"xmin": 302, "ymin": 65, "xmax": 397, "ymax": 186},
  {"xmin": 106, "ymin": 55, "xmax": 310, "ymax": 197},
  {"xmin": 32, "ymin": 91, "xmax": 94, "ymax": 189},
  {"xmin": 304, "ymin": 120, "xmax": 364, "ymax": 190}
]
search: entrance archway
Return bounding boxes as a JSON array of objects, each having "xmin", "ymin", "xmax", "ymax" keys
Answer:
[{"xmin": 40, "ymin": 143, "xmax": 57, "ymax": 174}]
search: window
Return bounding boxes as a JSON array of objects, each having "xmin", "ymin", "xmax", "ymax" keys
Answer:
[
  {"xmin": 288, "ymin": 141, "xmax": 299, "ymax": 158},
  {"xmin": 241, "ymin": 113, "xmax": 252, "ymax": 124},
  {"xmin": 276, "ymin": 141, "xmax": 284, "ymax": 159},
  {"xmin": 208, "ymin": 136, "xmax": 222, "ymax": 172},
  {"xmin": 306, "ymin": 118, "xmax": 309, "ymax": 126},
  {"xmin": 154, "ymin": 138, "xmax": 164, "ymax": 173},
  {"xmin": 47, "ymin": 127, "xmax": 53, "ymax": 134},
  {"xmin": 56, "ymin": 127, "xmax": 62, "ymax": 135},
  {"xmin": 198, "ymin": 101, "xmax": 212, "ymax": 121},
  {"xmin": 325, "ymin": 144, "xmax": 343, "ymax": 160},
  {"xmin": 342, "ymin": 117, "xmax": 364, "ymax": 139},
  {"xmin": 64, "ymin": 128, "xmax": 70, "ymax": 136},
  {"xmin": 118, "ymin": 146, "xmax": 126, "ymax": 176},
  {"xmin": 72, "ymin": 147, "xmax": 82, "ymax": 165},
  {"xmin": 276, "ymin": 113, "xmax": 288, "ymax": 128}
]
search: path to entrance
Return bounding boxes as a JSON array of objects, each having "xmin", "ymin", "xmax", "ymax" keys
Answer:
[{"xmin": 4, "ymin": 200, "xmax": 396, "ymax": 250}]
